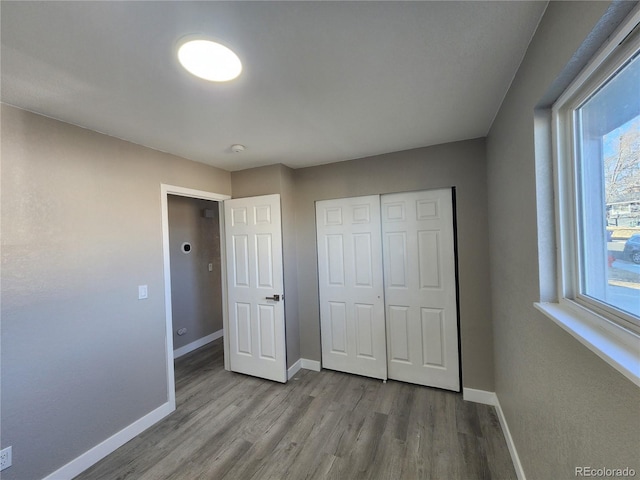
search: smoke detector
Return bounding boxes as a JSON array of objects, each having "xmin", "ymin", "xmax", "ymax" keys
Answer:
[{"xmin": 230, "ymin": 144, "xmax": 246, "ymax": 153}]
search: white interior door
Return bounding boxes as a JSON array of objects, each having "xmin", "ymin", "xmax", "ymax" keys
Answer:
[
  {"xmin": 316, "ymin": 196, "xmax": 387, "ymax": 380},
  {"xmin": 382, "ymin": 189, "xmax": 459, "ymax": 391},
  {"xmin": 224, "ymin": 194, "xmax": 287, "ymax": 383}
]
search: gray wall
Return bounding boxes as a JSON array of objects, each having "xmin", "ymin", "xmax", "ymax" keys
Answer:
[
  {"xmin": 168, "ymin": 195, "xmax": 222, "ymax": 351},
  {"xmin": 0, "ymin": 104, "xmax": 231, "ymax": 480},
  {"xmin": 293, "ymin": 138, "xmax": 494, "ymax": 391},
  {"xmin": 486, "ymin": 2, "xmax": 640, "ymax": 479},
  {"xmin": 6, "ymin": 4, "xmax": 640, "ymax": 479},
  {"xmin": 231, "ymin": 164, "xmax": 301, "ymax": 368}
]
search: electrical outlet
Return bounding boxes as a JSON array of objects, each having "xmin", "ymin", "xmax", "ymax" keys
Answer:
[
  {"xmin": 138, "ymin": 285, "xmax": 148, "ymax": 300},
  {"xmin": 0, "ymin": 446, "xmax": 12, "ymax": 471}
]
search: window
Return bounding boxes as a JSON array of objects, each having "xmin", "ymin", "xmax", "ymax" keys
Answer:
[
  {"xmin": 554, "ymin": 17, "xmax": 640, "ymax": 330},
  {"xmin": 574, "ymin": 52, "xmax": 640, "ymax": 326},
  {"xmin": 539, "ymin": 9, "xmax": 640, "ymax": 386}
]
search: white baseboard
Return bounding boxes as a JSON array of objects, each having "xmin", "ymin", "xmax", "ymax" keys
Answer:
[
  {"xmin": 173, "ymin": 329, "xmax": 223, "ymax": 359},
  {"xmin": 287, "ymin": 359, "xmax": 302, "ymax": 379},
  {"xmin": 42, "ymin": 401, "xmax": 175, "ymax": 480},
  {"xmin": 463, "ymin": 388, "xmax": 526, "ymax": 480},
  {"xmin": 463, "ymin": 387, "xmax": 498, "ymax": 406},
  {"xmin": 301, "ymin": 358, "xmax": 321, "ymax": 372},
  {"xmin": 494, "ymin": 395, "xmax": 526, "ymax": 480},
  {"xmin": 289, "ymin": 358, "xmax": 320, "ymax": 378}
]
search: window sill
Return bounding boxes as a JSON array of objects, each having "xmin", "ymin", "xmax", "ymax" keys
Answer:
[{"xmin": 534, "ymin": 301, "xmax": 640, "ymax": 387}]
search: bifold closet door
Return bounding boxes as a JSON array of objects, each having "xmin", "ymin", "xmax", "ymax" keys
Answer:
[
  {"xmin": 381, "ymin": 189, "xmax": 459, "ymax": 391},
  {"xmin": 316, "ymin": 196, "xmax": 387, "ymax": 380}
]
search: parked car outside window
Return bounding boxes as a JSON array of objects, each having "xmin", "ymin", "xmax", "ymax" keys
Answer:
[{"xmin": 623, "ymin": 234, "xmax": 640, "ymax": 264}]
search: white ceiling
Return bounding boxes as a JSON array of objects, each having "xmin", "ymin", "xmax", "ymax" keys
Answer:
[{"xmin": 1, "ymin": 1, "xmax": 547, "ymax": 171}]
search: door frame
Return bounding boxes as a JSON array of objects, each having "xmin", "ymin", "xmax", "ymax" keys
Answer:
[{"xmin": 160, "ymin": 184, "xmax": 231, "ymax": 410}]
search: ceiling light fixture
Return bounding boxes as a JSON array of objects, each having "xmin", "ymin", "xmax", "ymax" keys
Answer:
[{"xmin": 177, "ymin": 38, "xmax": 242, "ymax": 82}]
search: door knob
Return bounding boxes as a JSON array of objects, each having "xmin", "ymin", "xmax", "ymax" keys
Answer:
[{"xmin": 266, "ymin": 294, "xmax": 281, "ymax": 301}]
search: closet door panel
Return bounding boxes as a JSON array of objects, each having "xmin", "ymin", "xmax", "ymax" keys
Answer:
[
  {"xmin": 382, "ymin": 189, "xmax": 460, "ymax": 391},
  {"xmin": 316, "ymin": 196, "xmax": 387, "ymax": 380}
]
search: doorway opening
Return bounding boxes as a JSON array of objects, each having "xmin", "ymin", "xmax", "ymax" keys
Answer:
[
  {"xmin": 160, "ymin": 184, "xmax": 230, "ymax": 410},
  {"xmin": 168, "ymin": 195, "xmax": 223, "ymax": 359}
]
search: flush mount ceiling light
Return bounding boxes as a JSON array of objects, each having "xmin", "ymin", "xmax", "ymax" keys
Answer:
[{"xmin": 177, "ymin": 38, "xmax": 242, "ymax": 82}]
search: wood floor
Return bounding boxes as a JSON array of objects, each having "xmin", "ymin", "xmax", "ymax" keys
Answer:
[{"xmin": 75, "ymin": 339, "xmax": 516, "ymax": 480}]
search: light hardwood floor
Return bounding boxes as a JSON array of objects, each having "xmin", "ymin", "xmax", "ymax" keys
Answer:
[{"xmin": 75, "ymin": 339, "xmax": 516, "ymax": 480}]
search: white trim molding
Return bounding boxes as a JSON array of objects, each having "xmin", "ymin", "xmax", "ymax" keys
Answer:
[
  {"xmin": 493, "ymin": 395, "xmax": 526, "ymax": 480},
  {"xmin": 301, "ymin": 359, "xmax": 321, "ymax": 372},
  {"xmin": 160, "ymin": 184, "xmax": 231, "ymax": 407},
  {"xmin": 42, "ymin": 402, "xmax": 174, "ymax": 480},
  {"xmin": 287, "ymin": 359, "xmax": 321, "ymax": 378},
  {"xmin": 463, "ymin": 388, "xmax": 526, "ymax": 480},
  {"xmin": 287, "ymin": 359, "xmax": 302, "ymax": 379},
  {"xmin": 462, "ymin": 387, "xmax": 497, "ymax": 406},
  {"xmin": 173, "ymin": 329, "xmax": 224, "ymax": 359}
]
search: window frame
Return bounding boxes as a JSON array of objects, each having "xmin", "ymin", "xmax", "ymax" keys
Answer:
[
  {"xmin": 537, "ymin": 7, "xmax": 640, "ymax": 386},
  {"xmin": 559, "ymin": 48, "xmax": 640, "ymax": 332}
]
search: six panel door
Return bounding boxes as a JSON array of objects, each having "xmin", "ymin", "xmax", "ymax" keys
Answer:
[
  {"xmin": 316, "ymin": 196, "xmax": 388, "ymax": 380},
  {"xmin": 224, "ymin": 194, "xmax": 287, "ymax": 383},
  {"xmin": 316, "ymin": 190, "xmax": 460, "ymax": 391},
  {"xmin": 381, "ymin": 189, "xmax": 460, "ymax": 391}
]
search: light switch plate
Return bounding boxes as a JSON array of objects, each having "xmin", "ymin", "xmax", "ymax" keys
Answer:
[
  {"xmin": 1, "ymin": 446, "xmax": 12, "ymax": 471},
  {"xmin": 138, "ymin": 285, "xmax": 148, "ymax": 300}
]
